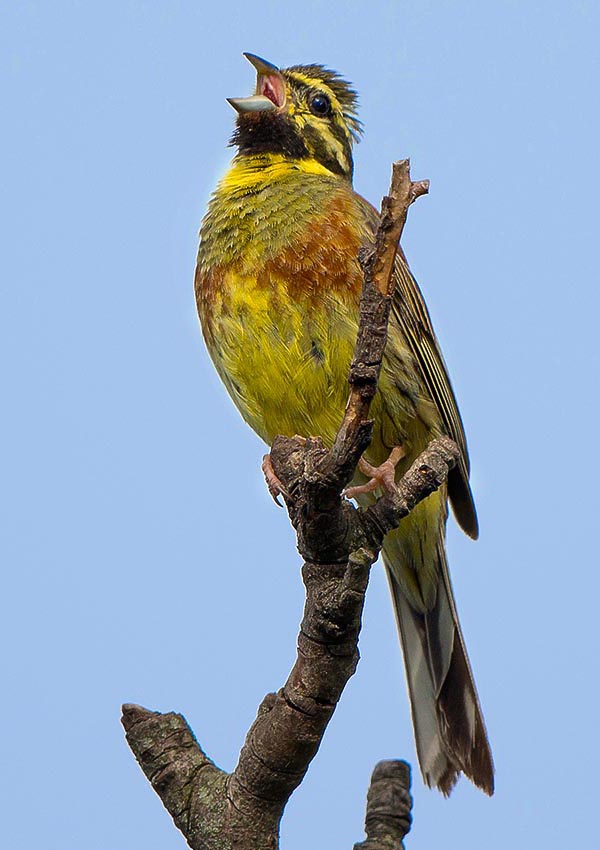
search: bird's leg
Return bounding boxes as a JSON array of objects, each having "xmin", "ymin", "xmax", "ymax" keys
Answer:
[{"xmin": 343, "ymin": 445, "xmax": 406, "ymax": 499}]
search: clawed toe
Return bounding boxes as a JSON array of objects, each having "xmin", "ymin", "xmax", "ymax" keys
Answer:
[
  {"xmin": 343, "ymin": 445, "xmax": 406, "ymax": 500},
  {"xmin": 262, "ymin": 453, "xmax": 289, "ymax": 506}
]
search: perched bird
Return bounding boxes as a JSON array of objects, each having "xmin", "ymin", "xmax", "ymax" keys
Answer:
[{"xmin": 195, "ymin": 53, "xmax": 494, "ymax": 795}]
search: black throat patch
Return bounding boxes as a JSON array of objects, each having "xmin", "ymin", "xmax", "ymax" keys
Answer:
[{"xmin": 230, "ymin": 113, "xmax": 309, "ymax": 159}]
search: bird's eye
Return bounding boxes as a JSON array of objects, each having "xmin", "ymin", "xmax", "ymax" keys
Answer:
[{"xmin": 309, "ymin": 93, "xmax": 331, "ymax": 117}]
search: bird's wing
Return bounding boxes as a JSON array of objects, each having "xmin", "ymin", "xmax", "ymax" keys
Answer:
[
  {"xmin": 392, "ymin": 248, "xmax": 478, "ymax": 538},
  {"xmin": 358, "ymin": 196, "xmax": 478, "ymax": 539}
]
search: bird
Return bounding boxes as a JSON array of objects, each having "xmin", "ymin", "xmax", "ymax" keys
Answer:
[{"xmin": 194, "ymin": 53, "xmax": 494, "ymax": 796}]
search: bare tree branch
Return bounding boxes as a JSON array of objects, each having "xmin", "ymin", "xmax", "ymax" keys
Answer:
[
  {"xmin": 354, "ymin": 761, "xmax": 413, "ymax": 850},
  {"xmin": 122, "ymin": 160, "xmax": 450, "ymax": 849}
]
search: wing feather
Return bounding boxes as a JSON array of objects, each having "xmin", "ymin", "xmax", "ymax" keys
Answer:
[
  {"xmin": 357, "ymin": 197, "xmax": 478, "ymax": 538},
  {"xmin": 390, "ymin": 249, "xmax": 478, "ymax": 538}
]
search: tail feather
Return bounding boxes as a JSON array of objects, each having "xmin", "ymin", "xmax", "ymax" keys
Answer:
[
  {"xmin": 384, "ymin": 545, "xmax": 494, "ymax": 796},
  {"xmin": 392, "ymin": 582, "xmax": 457, "ymax": 790}
]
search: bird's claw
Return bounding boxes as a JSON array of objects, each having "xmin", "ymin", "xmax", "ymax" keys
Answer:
[
  {"xmin": 343, "ymin": 445, "xmax": 406, "ymax": 499},
  {"xmin": 262, "ymin": 453, "xmax": 289, "ymax": 506}
]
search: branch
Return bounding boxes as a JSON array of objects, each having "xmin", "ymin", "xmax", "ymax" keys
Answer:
[
  {"xmin": 122, "ymin": 160, "xmax": 449, "ymax": 849},
  {"xmin": 333, "ymin": 160, "xmax": 429, "ymax": 472},
  {"xmin": 354, "ymin": 761, "xmax": 413, "ymax": 850}
]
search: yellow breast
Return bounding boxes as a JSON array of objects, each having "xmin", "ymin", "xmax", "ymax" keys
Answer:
[
  {"xmin": 195, "ymin": 157, "xmax": 435, "ymax": 466},
  {"xmin": 197, "ymin": 182, "xmax": 365, "ymax": 444}
]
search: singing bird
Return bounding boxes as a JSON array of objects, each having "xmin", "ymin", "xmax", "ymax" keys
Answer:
[{"xmin": 195, "ymin": 54, "xmax": 494, "ymax": 795}]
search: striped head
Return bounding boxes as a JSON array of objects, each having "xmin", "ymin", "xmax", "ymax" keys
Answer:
[{"xmin": 228, "ymin": 53, "xmax": 362, "ymax": 180}]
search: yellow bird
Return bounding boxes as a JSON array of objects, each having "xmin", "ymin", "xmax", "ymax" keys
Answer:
[{"xmin": 195, "ymin": 53, "xmax": 494, "ymax": 795}]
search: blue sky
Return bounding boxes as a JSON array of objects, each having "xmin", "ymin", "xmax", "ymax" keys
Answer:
[{"xmin": 2, "ymin": 1, "xmax": 599, "ymax": 848}]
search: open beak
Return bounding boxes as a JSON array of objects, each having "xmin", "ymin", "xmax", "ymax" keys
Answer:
[{"xmin": 227, "ymin": 53, "xmax": 286, "ymax": 114}]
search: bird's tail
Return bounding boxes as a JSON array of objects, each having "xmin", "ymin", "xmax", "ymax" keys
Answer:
[{"xmin": 383, "ymin": 542, "xmax": 494, "ymax": 796}]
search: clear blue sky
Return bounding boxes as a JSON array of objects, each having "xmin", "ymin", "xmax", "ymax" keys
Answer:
[{"xmin": 2, "ymin": 2, "xmax": 598, "ymax": 848}]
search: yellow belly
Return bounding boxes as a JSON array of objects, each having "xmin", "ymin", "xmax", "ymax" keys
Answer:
[{"xmin": 204, "ymin": 268, "xmax": 355, "ymax": 442}]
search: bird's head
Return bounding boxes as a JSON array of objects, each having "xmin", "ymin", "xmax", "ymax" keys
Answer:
[{"xmin": 228, "ymin": 53, "xmax": 362, "ymax": 181}]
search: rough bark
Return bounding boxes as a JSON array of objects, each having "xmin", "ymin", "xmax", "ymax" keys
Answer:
[
  {"xmin": 122, "ymin": 161, "xmax": 453, "ymax": 849},
  {"xmin": 354, "ymin": 761, "xmax": 413, "ymax": 850}
]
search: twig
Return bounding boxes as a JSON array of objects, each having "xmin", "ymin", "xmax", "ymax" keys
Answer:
[
  {"xmin": 122, "ymin": 161, "xmax": 447, "ymax": 850},
  {"xmin": 332, "ymin": 160, "xmax": 429, "ymax": 470}
]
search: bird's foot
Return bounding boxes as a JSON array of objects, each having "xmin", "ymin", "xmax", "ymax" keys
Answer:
[
  {"xmin": 343, "ymin": 445, "xmax": 406, "ymax": 499},
  {"xmin": 262, "ymin": 452, "xmax": 289, "ymax": 506}
]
